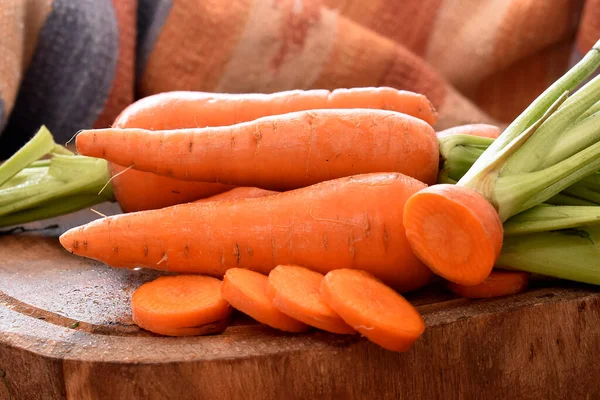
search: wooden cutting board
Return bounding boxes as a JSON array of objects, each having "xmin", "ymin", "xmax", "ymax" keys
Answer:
[{"xmin": 1, "ymin": 203, "xmax": 599, "ymax": 400}]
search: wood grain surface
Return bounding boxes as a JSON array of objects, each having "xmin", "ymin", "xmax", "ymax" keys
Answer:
[{"xmin": 1, "ymin": 203, "xmax": 599, "ymax": 400}]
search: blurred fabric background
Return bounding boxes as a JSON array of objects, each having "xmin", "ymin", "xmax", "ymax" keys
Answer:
[{"xmin": 0, "ymin": 0, "xmax": 598, "ymax": 159}]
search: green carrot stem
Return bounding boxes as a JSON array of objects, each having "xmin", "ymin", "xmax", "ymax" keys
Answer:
[
  {"xmin": 577, "ymin": 99, "xmax": 600, "ymax": 122},
  {"xmin": 544, "ymin": 193, "xmax": 597, "ymax": 206},
  {"xmin": 541, "ymin": 111, "xmax": 600, "ymax": 169},
  {"xmin": 0, "ymin": 154, "xmax": 113, "ymax": 218},
  {"xmin": 29, "ymin": 160, "xmax": 51, "ymax": 168},
  {"xmin": 460, "ymin": 39, "xmax": 600, "ymax": 184},
  {"xmin": 0, "ymin": 194, "xmax": 107, "ymax": 228},
  {"xmin": 503, "ymin": 74, "xmax": 600, "ymax": 174},
  {"xmin": 493, "ymin": 139, "xmax": 600, "ymax": 220},
  {"xmin": 0, "ymin": 126, "xmax": 57, "ymax": 187},
  {"xmin": 561, "ymin": 185, "xmax": 600, "ymax": 204},
  {"xmin": 503, "ymin": 205, "xmax": 600, "ymax": 235},
  {"xmin": 498, "ymin": 227, "xmax": 600, "ymax": 285}
]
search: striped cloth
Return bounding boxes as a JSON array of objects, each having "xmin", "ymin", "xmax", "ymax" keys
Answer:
[{"xmin": 1, "ymin": 0, "xmax": 598, "ymax": 159}]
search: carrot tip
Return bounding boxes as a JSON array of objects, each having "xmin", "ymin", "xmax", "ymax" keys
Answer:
[{"xmin": 403, "ymin": 184, "xmax": 503, "ymax": 286}]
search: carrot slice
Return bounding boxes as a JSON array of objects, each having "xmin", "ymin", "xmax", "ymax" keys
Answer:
[
  {"xmin": 403, "ymin": 184, "xmax": 504, "ymax": 286},
  {"xmin": 320, "ymin": 269, "xmax": 425, "ymax": 352},
  {"xmin": 138, "ymin": 317, "xmax": 232, "ymax": 337},
  {"xmin": 131, "ymin": 275, "xmax": 232, "ymax": 336},
  {"xmin": 221, "ymin": 268, "xmax": 308, "ymax": 332},
  {"xmin": 447, "ymin": 271, "xmax": 530, "ymax": 299},
  {"xmin": 267, "ymin": 265, "xmax": 355, "ymax": 334}
]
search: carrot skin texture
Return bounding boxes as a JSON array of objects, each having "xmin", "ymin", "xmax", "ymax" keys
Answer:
[
  {"xmin": 131, "ymin": 275, "xmax": 232, "ymax": 337},
  {"xmin": 266, "ymin": 265, "xmax": 355, "ymax": 334},
  {"xmin": 113, "ymin": 87, "xmax": 438, "ymax": 129},
  {"xmin": 403, "ymin": 184, "xmax": 504, "ymax": 286},
  {"xmin": 60, "ymin": 173, "xmax": 433, "ymax": 291},
  {"xmin": 447, "ymin": 271, "xmax": 529, "ymax": 299},
  {"xmin": 436, "ymin": 124, "xmax": 502, "ymax": 139},
  {"xmin": 320, "ymin": 269, "xmax": 425, "ymax": 352},
  {"xmin": 77, "ymin": 109, "xmax": 440, "ymax": 189},
  {"xmin": 221, "ymin": 268, "xmax": 309, "ymax": 332}
]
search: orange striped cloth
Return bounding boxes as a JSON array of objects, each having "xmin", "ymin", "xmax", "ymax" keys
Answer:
[{"xmin": 1, "ymin": 0, "xmax": 599, "ymax": 158}]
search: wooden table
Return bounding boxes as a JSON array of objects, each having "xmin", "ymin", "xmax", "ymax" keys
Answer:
[{"xmin": 1, "ymin": 204, "xmax": 599, "ymax": 400}]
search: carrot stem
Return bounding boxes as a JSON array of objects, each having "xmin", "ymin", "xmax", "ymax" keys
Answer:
[
  {"xmin": 461, "ymin": 40, "xmax": 600, "ymax": 182},
  {"xmin": 577, "ymin": 99, "xmax": 600, "ymax": 122},
  {"xmin": 503, "ymin": 205, "xmax": 600, "ymax": 236},
  {"xmin": 498, "ymin": 226, "xmax": 600, "ymax": 285},
  {"xmin": 0, "ymin": 126, "xmax": 56, "ymax": 187}
]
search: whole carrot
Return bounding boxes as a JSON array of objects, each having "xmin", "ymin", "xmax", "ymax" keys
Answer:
[
  {"xmin": 109, "ymin": 87, "xmax": 437, "ymax": 212},
  {"xmin": 59, "ymin": 172, "xmax": 433, "ymax": 291},
  {"xmin": 114, "ymin": 87, "xmax": 438, "ymax": 129},
  {"xmin": 77, "ymin": 109, "xmax": 440, "ymax": 189}
]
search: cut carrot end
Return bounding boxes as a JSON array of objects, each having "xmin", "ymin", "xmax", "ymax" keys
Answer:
[
  {"xmin": 131, "ymin": 275, "xmax": 232, "ymax": 336},
  {"xmin": 221, "ymin": 268, "xmax": 309, "ymax": 333},
  {"xmin": 267, "ymin": 265, "xmax": 356, "ymax": 335},
  {"xmin": 320, "ymin": 269, "xmax": 425, "ymax": 352},
  {"xmin": 447, "ymin": 271, "xmax": 530, "ymax": 299},
  {"xmin": 403, "ymin": 184, "xmax": 503, "ymax": 286}
]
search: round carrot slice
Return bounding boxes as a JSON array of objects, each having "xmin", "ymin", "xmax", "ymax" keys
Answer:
[
  {"xmin": 403, "ymin": 184, "xmax": 504, "ymax": 286},
  {"xmin": 447, "ymin": 270, "xmax": 530, "ymax": 299},
  {"xmin": 267, "ymin": 265, "xmax": 355, "ymax": 334},
  {"xmin": 320, "ymin": 269, "xmax": 425, "ymax": 352},
  {"xmin": 221, "ymin": 268, "xmax": 308, "ymax": 332},
  {"xmin": 131, "ymin": 275, "xmax": 232, "ymax": 336}
]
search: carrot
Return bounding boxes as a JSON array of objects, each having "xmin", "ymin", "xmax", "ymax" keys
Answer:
[
  {"xmin": 196, "ymin": 187, "xmax": 277, "ymax": 203},
  {"xmin": 436, "ymin": 124, "xmax": 502, "ymax": 139},
  {"xmin": 403, "ymin": 184, "xmax": 504, "ymax": 286},
  {"xmin": 76, "ymin": 109, "xmax": 440, "ymax": 189},
  {"xmin": 221, "ymin": 268, "xmax": 308, "ymax": 332},
  {"xmin": 59, "ymin": 172, "xmax": 434, "ymax": 292},
  {"xmin": 109, "ymin": 163, "xmax": 234, "ymax": 212},
  {"xmin": 109, "ymin": 87, "xmax": 437, "ymax": 212},
  {"xmin": 266, "ymin": 265, "xmax": 354, "ymax": 334},
  {"xmin": 446, "ymin": 270, "xmax": 530, "ymax": 299},
  {"xmin": 131, "ymin": 275, "xmax": 233, "ymax": 336},
  {"xmin": 113, "ymin": 87, "xmax": 438, "ymax": 129},
  {"xmin": 320, "ymin": 269, "xmax": 425, "ymax": 352}
]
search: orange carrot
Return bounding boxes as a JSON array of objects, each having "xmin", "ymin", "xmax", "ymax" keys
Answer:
[
  {"xmin": 109, "ymin": 163, "xmax": 234, "ymax": 212},
  {"xmin": 196, "ymin": 187, "xmax": 277, "ymax": 203},
  {"xmin": 447, "ymin": 271, "xmax": 530, "ymax": 299},
  {"xmin": 109, "ymin": 87, "xmax": 437, "ymax": 212},
  {"xmin": 131, "ymin": 275, "xmax": 232, "ymax": 336},
  {"xmin": 436, "ymin": 124, "xmax": 502, "ymax": 139},
  {"xmin": 77, "ymin": 109, "xmax": 440, "ymax": 189},
  {"xmin": 403, "ymin": 185, "xmax": 504, "ymax": 286},
  {"xmin": 320, "ymin": 269, "xmax": 425, "ymax": 352},
  {"xmin": 266, "ymin": 265, "xmax": 355, "ymax": 334},
  {"xmin": 221, "ymin": 268, "xmax": 308, "ymax": 332},
  {"xmin": 60, "ymin": 172, "xmax": 433, "ymax": 291},
  {"xmin": 114, "ymin": 88, "xmax": 438, "ymax": 129}
]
